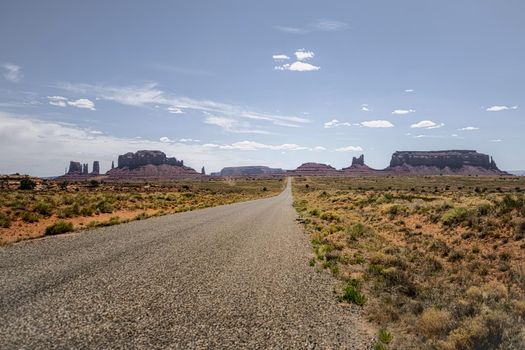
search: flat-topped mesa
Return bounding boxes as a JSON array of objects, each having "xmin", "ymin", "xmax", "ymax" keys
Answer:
[
  {"xmin": 107, "ymin": 150, "xmax": 201, "ymax": 180},
  {"xmin": 218, "ymin": 166, "xmax": 285, "ymax": 177},
  {"xmin": 386, "ymin": 150, "xmax": 507, "ymax": 175},
  {"xmin": 117, "ymin": 150, "xmax": 183, "ymax": 169},
  {"xmin": 287, "ymin": 162, "xmax": 340, "ymax": 176},
  {"xmin": 389, "ymin": 150, "xmax": 500, "ymax": 170}
]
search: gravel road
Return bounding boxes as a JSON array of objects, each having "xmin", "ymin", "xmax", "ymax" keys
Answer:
[{"xmin": 0, "ymin": 179, "xmax": 372, "ymax": 349}]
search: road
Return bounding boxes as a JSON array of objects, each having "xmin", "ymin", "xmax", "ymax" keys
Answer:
[{"xmin": 0, "ymin": 179, "xmax": 371, "ymax": 349}]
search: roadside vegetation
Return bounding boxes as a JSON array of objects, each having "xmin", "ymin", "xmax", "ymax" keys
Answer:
[
  {"xmin": 0, "ymin": 177, "xmax": 284, "ymax": 245},
  {"xmin": 293, "ymin": 175, "xmax": 525, "ymax": 349}
]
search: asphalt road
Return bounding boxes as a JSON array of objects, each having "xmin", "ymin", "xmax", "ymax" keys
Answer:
[{"xmin": 0, "ymin": 179, "xmax": 371, "ymax": 349}]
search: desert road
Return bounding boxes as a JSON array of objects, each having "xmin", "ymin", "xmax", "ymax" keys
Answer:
[{"xmin": 0, "ymin": 179, "xmax": 371, "ymax": 349}]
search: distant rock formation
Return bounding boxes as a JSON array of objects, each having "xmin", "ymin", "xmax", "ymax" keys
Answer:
[
  {"xmin": 287, "ymin": 163, "xmax": 340, "ymax": 176},
  {"xmin": 67, "ymin": 161, "xmax": 82, "ymax": 175},
  {"xmin": 201, "ymin": 166, "xmax": 206, "ymax": 175},
  {"xmin": 341, "ymin": 155, "xmax": 379, "ymax": 176},
  {"xmin": 82, "ymin": 163, "xmax": 88, "ymax": 175},
  {"xmin": 106, "ymin": 150, "xmax": 201, "ymax": 180},
  {"xmin": 117, "ymin": 150, "xmax": 184, "ymax": 169},
  {"xmin": 217, "ymin": 166, "xmax": 285, "ymax": 177},
  {"xmin": 92, "ymin": 161, "xmax": 100, "ymax": 175},
  {"xmin": 386, "ymin": 150, "xmax": 506, "ymax": 175}
]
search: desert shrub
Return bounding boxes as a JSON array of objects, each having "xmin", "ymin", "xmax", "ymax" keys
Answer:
[
  {"xmin": 96, "ymin": 200, "xmax": 113, "ymax": 214},
  {"xmin": 45, "ymin": 221, "xmax": 73, "ymax": 235},
  {"xmin": 0, "ymin": 212, "xmax": 11, "ymax": 228},
  {"xmin": 320, "ymin": 211, "xmax": 340, "ymax": 222},
  {"xmin": 442, "ymin": 207, "xmax": 469, "ymax": 226},
  {"xmin": 79, "ymin": 206, "xmax": 94, "ymax": 216},
  {"xmin": 88, "ymin": 179, "xmax": 99, "ymax": 188},
  {"xmin": 417, "ymin": 307, "xmax": 454, "ymax": 338},
  {"xmin": 443, "ymin": 311, "xmax": 509, "ymax": 350},
  {"xmin": 346, "ymin": 223, "xmax": 370, "ymax": 241},
  {"xmin": 481, "ymin": 281, "xmax": 508, "ymax": 302},
  {"xmin": 19, "ymin": 177, "xmax": 36, "ymax": 190},
  {"xmin": 59, "ymin": 181, "xmax": 68, "ymax": 190},
  {"xmin": 134, "ymin": 212, "xmax": 149, "ymax": 220},
  {"xmin": 378, "ymin": 328, "xmax": 393, "ymax": 344},
  {"xmin": 21, "ymin": 211, "xmax": 39, "ymax": 223},
  {"xmin": 309, "ymin": 208, "xmax": 321, "ymax": 217},
  {"xmin": 33, "ymin": 201, "xmax": 53, "ymax": 216},
  {"xmin": 341, "ymin": 282, "xmax": 366, "ymax": 305}
]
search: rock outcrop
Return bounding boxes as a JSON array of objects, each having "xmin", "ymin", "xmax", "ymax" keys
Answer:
[
  {"xmin": 341, "ymin": 155, "xmax": 380, "ymax": 176},
  {"xmin": 287, "ymin": 163, "xmax": 340, "ymax": 176},
  {"xmin": 217, "ymin": 166, "xmax": 285, "ymax": 177},
  {"xmin": 67, "ymin": 161, "xmax": 82, "ymax": 175},
  {"xmin": 107, "ymin": 150, "xmax": 201, "ymax": 180},
  {"xmin": 117, "ymin": 150, "xmax": 183, "ymax": 169},
  {"xmin": 386, "ymin": 150, "xmax": 506, "ymax": 175},
  {"xmin": 91, "ymin": 161, "xmax": 100, "ymax": 175}
]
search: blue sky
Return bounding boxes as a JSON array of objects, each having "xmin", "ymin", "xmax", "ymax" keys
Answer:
[{"xmin": 0, "ymin": 0, "xmax": 524, "ymax": 176}]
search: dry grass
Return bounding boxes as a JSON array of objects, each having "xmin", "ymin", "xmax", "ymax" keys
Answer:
[
  {"xmin": 0, "ymin": 177, "xmax": 285, "ymax": 244},
  {"xmin": 293, "ymin": 175, "xmax": 525, "ymax": 349}
]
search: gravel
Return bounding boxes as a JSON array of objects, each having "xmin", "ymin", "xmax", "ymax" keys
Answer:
[{"xmin": 0, "ymin": 179, "xmax": 373, "ymax": 349}]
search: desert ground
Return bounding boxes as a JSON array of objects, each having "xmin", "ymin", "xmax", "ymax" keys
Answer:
[{"xmin": 293, "ymin": 175, "xmax": 525, "ymax": 349}]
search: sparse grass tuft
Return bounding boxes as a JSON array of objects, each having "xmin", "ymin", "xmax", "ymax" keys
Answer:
[{"xmin": 45, "ymin": 221, "xmax": 74, "ymax": 235}]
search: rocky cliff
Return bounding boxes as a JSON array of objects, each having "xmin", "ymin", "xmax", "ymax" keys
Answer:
[
  {"xmin": 341, "ymin": 155, "xmax": 379, "ymax": 176},
  {"xmin": 217, "ymin": 166, "xmax": 285, "ymax": 177},
  {"xmin": 117, "ymin": 150, "xmax": 183, "ymax": 169},
  {"xmin": 107, "ymin": 150, "xmax": 200, "ymax": 180},
  {"xmin": 386, "ymin": 150, "xmax": 506, "ymax": 175}
]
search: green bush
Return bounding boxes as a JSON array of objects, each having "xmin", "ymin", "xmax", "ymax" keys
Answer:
[
  {"xmin": 378, "ymin": 328, "xmax": 393, "ymax": 344},
  {"xmin": 21, "ymin": 211, "xmax": 39, "ymax": 223},
  {"xmin": 45, "ymin": 221, "xmax": 73, "ymax": 235},
  {"xmin": 442, "ymin": 207, "xmax": 469, "ymax": 226},
  {"xmin": 346, "ymin": 223, "xmax": 370, "ymax": 241},
  {"xmin": 0, "ymin": 212, "xmax": 11, "ymax": 228},
  {"xmin": 96, "ymin": 200, "xmax": 113, "ymax": 214},
  {"xmin": 19, "ymin": 177, "xmax": 36, "ymax": 190},
  {"xmin": 33, "ymin": 201, "xmax": 53, "ymax": 216},
  {"xmin": 341, "ymin": 281, "xmax": 366, "ymax": 305}
]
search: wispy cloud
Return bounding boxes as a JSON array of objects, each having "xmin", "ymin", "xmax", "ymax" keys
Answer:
[
  {"xmin": 404, "ymin": 89, "xmax": 414, "ymax": 93},
  {"xmin": 2, "ymin": 63, "xmax": 23, "ymax": 83},
  {"xmin": 486, "ymin": 105, "xmax": 518, "ymax": 112},
  {"xmin": 392, "ymin": 109, "xmax": 415, "ymax": 115},
  {"xmin": 56, "ymin": 82, "xmax": 310, "ymax": 127},
  {"xmin": 323, "ymin": 119, "xmax": 354, "ymax": 128},
  {"xmin": 274, "ymin": 19, "xmax": 348, "ymax": 34},
  {"xmin": 335, "ymin": 145, "xmax": 363, "ymax": 152},
  {"xmin": 203, "ymin": 140, "xmax": 309, "ymax": 151},
  {"xmin": 361, "ymin": 104, "xmax": 370, "ymax": 112},
  {"xmin": 361, "ymin": 120, "xmax": 394, "ymax": 128},
  {"xmin": 491, "ymin": 139, "xmax": 503, "ymax": 143},
  {"xmin": 410, "ymin": 120, "xmax": 444, "ymax": 129},
  {"xmin": 275, "ymin": 61, "xmax": 320, "ymax": 72},
  {"xmin": 272, "ymin": 54, "xmax": 290, "ymax": 61},
  {"xmin": 47, "ymin": 95, "xmax": 96, "ymax": 110},
  {"xmin": 203, "ymin": 114, "xmax": 271, "ymax": 134},
  {"xmin": 458, "ymin": 126, "xmax": 479, "ymax": 131},
  {"xmin": 295, "ymin": 49, "xmax": 314, "ymax": 61}
]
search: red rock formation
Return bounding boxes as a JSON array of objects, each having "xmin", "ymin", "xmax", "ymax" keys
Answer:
[
  {"xmin": 287, "ymin": 163, "xmax": 340, "ymax": 176},
  {"xmin": 341, "ymin": 155, "xmax": 381, "ymax": 176}
]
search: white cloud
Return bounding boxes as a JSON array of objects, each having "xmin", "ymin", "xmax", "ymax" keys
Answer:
[
  {"xmin": 57, "ymin": 82, "xmax": 310, "ymax": 127},
  {"xmin": 361, "ymin": 104, "xmax": 370, "ymax": 112},
  {"xmin": 272, "ymin": 54, "xmax": 290, "ymax": 61},
  {"xmin": 392, "ymin": 109, "xmax": 415, "ymax": 115},
  {"xmin": 2, "ymin": 63, "xmax": 23, "ymax": 83},
  {"xmin": 486, "ymin": 105, "xmax": 518, "ymax": 112},
  {"xmin": 274, "ymin": 19, "xmax": 348, "ymax": 34},
  {"xmin": 47, "ymin": 96, "xmax": 68, "ymax": 107},
  {"xmin": 167, "ymin": 106, "xmax": 184, "ymax": 114},
  {"xmin": 404, "ymin": 89, "xmax": 414, "ymax": 93},
  {"xmin": 335, "ymin": 146, "xmax": 363, "ymax": 152},
  {"xmin": 159, "ymin": 136, "xmax": 171, "ymax": 143},
  {"xmin": 313, "ymin": 146, "xmax": 326, "ymax": 151},
  {"xmin": 275, "ymin": 61, "xmax": 320, "ymax": 72},
  {"xmin": 203, "ymin": 114, "xmax": 270, "ymax": 134},
  {"xmin": 179, "ymin": 138, "xmax": 200, "ymax": 143},
  {"xmin": 295, "ymin": 49, "xmax": 314, "ymax": 61},
  {"xmin": 203, "ymin": 140, "xmax": 308, "ymax": 152},
  {"xmin": 410, "ymin": 120, "xmax": 444, "ymax": 129},
  {"xmin": 323, "ymin": 119, "xmax": 353, "ymax": 128},
  {"xmin": 361, "ymin": 120, "xmax": 394, "ymax": 128},
  {"xmin": 491, "ymin": 139, "xmax": 502, "ymax": 142},
  {"xmin": 458, "ymin": 126, "xmax": 479, "ymax": 131},
  {"xmin": 67, "ymin": 98, "xmax": 96, "ymax": 110},
  {"xmin": 48, "ymin": 95, "xmax": 95, "ymax": 110}
]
